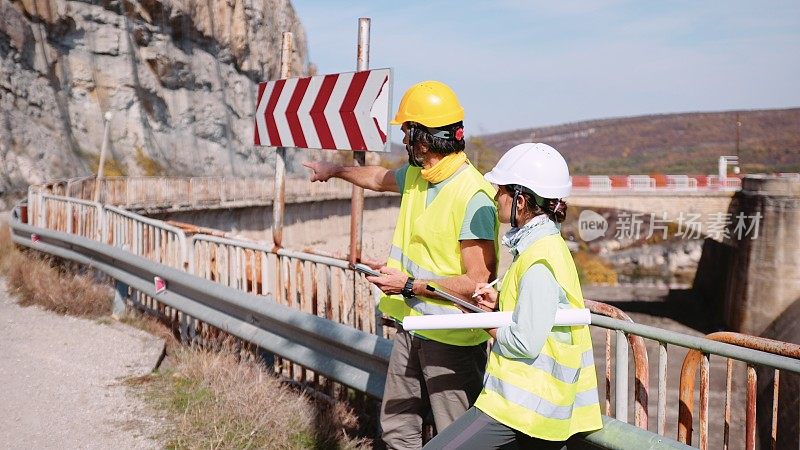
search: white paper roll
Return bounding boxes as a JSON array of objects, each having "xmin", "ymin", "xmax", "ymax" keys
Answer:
[{"xmin": 402, "ymin": 309, "xmax": 591, "ymax": 331}]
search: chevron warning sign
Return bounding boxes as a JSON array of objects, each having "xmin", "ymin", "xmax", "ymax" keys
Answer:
[{"xmin": 254, "ymin": 68, "xmax": 391, "ymax": 152}]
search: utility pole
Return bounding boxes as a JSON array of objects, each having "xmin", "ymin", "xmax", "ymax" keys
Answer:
[{"xmin": 735, "ymin": 113, "xmax": 742, "ymax": 174}]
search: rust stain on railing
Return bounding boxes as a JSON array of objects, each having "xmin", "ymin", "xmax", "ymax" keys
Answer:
[
  {"xmin": 585, "ymin": 300, "xmax": 650, "ymax": 429},
  {"xmin": 678, "ymin": 332, "xmax": 800, "ymax": 450}
]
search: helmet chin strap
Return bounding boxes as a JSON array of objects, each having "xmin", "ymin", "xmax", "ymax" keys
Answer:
[
  {"xmin": 510, "ymin": 188, "xmax": 521, "ymax": 228},
  {"xmin": 406, "ymin": 126, "xmax": 424, "ymax": 167},
  {"xmin": 406, "ymin": 143, "xmax": 423, "ymax": 167}
]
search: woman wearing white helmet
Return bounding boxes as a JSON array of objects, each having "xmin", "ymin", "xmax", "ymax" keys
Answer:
[{"xmin": 425, "ymin": 143, "xmax": 602, "ymax": 449}]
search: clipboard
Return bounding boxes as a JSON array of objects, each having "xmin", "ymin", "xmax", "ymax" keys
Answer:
[
  {"xmin": 352, "ymin": 263, "xmax": 381, "ymax": 277},
  {"xmin": 353, "ymin": 263, "xmax": 484, "ymax": 314},
  {"xmin": 425, "ymin": 284, "xmax": 484, "ymax": 313}
]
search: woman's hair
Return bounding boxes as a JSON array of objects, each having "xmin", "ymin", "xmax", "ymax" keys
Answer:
[
  {"xmin": 413, "ymin": 121, "xmax": 465, "ymax": 155},
  {"xmin": 516, "ymin": 189, "xmax": 568, "ymax": 223}
]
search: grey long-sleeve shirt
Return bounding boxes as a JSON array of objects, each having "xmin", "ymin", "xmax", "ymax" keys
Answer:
[{"xmin": 494, "ymin": 217, "xmax": 572, "ymax": 360}]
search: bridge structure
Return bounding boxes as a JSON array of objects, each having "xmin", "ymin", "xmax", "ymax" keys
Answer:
[
  {"xmin": 39, "ymin": 173, "xmax": 750, "ymax": 210},
  {"xmin": 10, "ymin": 175, "xmax": 800, "ymax": 450}
]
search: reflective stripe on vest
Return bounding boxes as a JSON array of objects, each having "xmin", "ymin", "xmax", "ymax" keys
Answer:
[
  {"xmin": 405, "ymin": 296, "xmax": 463, "ymax": 315},
  {"xmin": 474, "ymin": 234, "xmax": 602, "ymax": 440},
  {"xmin": 378, "ymin": 164, "xmax": 498, "ymax": 346},
  {"xmin": 491, "ymin": 345, "xmax": 595, "ymax": 385},
  {"xmin": 388, "ymin": 246, "xmax": 444, "ymax": 280},
  {"xmin": 483, "ymin": 374, "xmax": 600, "ymax": 420}
]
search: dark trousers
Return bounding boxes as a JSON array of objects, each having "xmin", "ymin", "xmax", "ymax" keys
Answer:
[
  {"xmin": 423, "ymin": 407, "xmax": 567, "ymax": 450},
  {"xmin": 380, "ymin": 329, "xmax": 488, "ymax": 450}
]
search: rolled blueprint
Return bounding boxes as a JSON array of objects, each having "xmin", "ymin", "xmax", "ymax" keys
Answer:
[{"xmin": 402, "ymin": 308, "xmax": 591, "ymax": 331}]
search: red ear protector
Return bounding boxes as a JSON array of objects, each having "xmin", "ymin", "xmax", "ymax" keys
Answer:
[{"xmin": 429, "ymin": 126, "xmax": 464, "ymax": 141}]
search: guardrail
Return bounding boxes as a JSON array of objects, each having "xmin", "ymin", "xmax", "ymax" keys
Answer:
[
  {"xmin": 666, "ymin": 175, "xmax": 698, "ymax": 191},
  {"xmin": 9, "ymin": 216, "xmax": 696, "ymax": 449}
]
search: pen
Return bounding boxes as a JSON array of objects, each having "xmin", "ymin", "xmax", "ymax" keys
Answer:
[{"xmin": 472, "ymin": 278, "xmax": 500, "ymax": 297}]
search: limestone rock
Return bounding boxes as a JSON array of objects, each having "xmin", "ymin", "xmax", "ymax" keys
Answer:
[{"xmin": 0, "ymin": 0, "xmax": 310, "ymax": 194}]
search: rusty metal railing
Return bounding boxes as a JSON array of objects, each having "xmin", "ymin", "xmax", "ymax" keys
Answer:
[
  {"xmin": 585, "ymin": 300, "xmax": 650, "ymax": 429},
  {"xmin": 188, "ymin": 234, "xmax": 381, "ymax": 393},
  {"xmin": 678, "ymin": 332, "xmax": 800, "ymax": 450},
  {"xmin": 588, "ymin": 314, "xmax": 800, "ymax": 448},
  {"xmin": 104, "ymin": 205, "xmax": 187, "ymax": 269},
  {"xmin": 9, "ymin": 215, "xmax": 698, "ymax": 449},
  {"xmin": 189, "ymin": 234, "xmax": 378, "ymax": 333},
  {"xmin": 32, "ymin": 193, "xmax": 103, "ymax": 240},
  {"xmin": 27, "ymin": 188, "xmax": 189, "ymax": 270}
]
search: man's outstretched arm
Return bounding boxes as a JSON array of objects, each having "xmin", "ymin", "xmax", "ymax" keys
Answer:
[{"xmin": 303, "ymin": 161, "xmax": 399, "ymax": 193}]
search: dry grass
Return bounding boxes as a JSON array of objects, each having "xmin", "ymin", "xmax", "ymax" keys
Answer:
[
  {"xmin": 1, "ymin": 223, "xmax": 371, "ymax": 448},
  {"xmin": 129, "ymin": 346, "xmax": 371, "ymax": 449},
  {"xmin": 0, "ymin": 221, "xmax": 15, "ymax": 273},
  {"xmin": 0, "ymin": 222, "xmax": 112, "ymax": 318}
]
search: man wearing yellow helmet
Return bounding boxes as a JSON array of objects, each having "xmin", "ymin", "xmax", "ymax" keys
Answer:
[{"xmin": 304, "ymin": 80, "xmax": 499, "ymax": 448}]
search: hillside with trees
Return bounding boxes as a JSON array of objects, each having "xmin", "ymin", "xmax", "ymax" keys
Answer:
[
  {"xmin": 477, "ymin": 108, "xmax": 800, "ymax": 175},
  {"xmin": 381, "ymin": 108, "xmax": 800, "ymax": 175}
]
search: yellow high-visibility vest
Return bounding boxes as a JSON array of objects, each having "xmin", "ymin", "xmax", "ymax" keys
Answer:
[
  {"xmin": 379, "ymin": 164, "xmax": 499, "ymax": 346},
  {"xmin": 474, "ymin": 234, "xmax": 603, "ymax": 440}
]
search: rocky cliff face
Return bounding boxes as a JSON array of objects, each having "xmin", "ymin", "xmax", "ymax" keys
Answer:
[{"xmin": 0, "ymin": 0, "xmax": 310, "ymax": 196}]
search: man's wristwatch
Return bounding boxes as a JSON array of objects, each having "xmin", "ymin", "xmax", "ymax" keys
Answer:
[{"xmin": 401, "ymin": 276, "xmax": 415, "ymax": 298}]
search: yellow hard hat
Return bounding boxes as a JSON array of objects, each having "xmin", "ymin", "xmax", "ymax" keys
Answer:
[{"xmin": 390, "ymin": 80, "xmax": 465, "ymax": 128}]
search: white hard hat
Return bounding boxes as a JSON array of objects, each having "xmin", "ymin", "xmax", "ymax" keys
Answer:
[{"xmin": 484, "ymin": 143, "xmax": 571, "ymax": 198}]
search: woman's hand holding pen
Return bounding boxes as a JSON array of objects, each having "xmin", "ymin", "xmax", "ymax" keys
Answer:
[{"xmin": 472, "ymin": 282, "xmax": 499, "ymax": 312}]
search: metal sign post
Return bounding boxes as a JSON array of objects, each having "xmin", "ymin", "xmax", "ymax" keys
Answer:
[
  {"xmin": 349, "ymin": 18, "xmax": 370, "ymax": 264},
  {"xmin": 254, "ymin": 20, "xmax": 390, "ymax": 254},
  {"xmin": 272, "ymin": 32, "xmax": 292, "ymax": 249}
]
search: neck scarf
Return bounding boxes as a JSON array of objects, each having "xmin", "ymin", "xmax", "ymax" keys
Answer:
[
  {"xmin": 501, "ymin": 213, "xmax": 551, "ymax": 252},
  {"xmin": 420, "ymin": 152, "xmax": 468, "ymax": 184}
]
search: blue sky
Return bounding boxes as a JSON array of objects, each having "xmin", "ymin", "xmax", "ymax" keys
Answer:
[{"xmin": 292, "ymin": 0, "xmax": 800, "ymax": 137}]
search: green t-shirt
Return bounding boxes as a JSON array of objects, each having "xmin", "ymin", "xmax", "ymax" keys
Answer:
[{"xmin": 394, "ymin": 164, "xmax": 497, "ymax": 241}]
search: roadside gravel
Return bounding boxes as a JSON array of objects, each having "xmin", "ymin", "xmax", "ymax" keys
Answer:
[{"xmin": 0, "ymin": 278, "xmax": 166, "ymax": 449}]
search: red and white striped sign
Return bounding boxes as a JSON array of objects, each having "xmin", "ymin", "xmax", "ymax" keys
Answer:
[{"xmin": 254, "ymin": 68, "xmax": 391, "ymax": 152}]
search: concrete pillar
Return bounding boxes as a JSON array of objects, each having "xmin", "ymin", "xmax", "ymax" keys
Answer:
[
  {"xmin": 721, "ymin": 175, "xmax": 800, "ymax": 449},
  {"xmin": 724, "ymin": 175, "xmax": 800, "ymax": 336}
]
